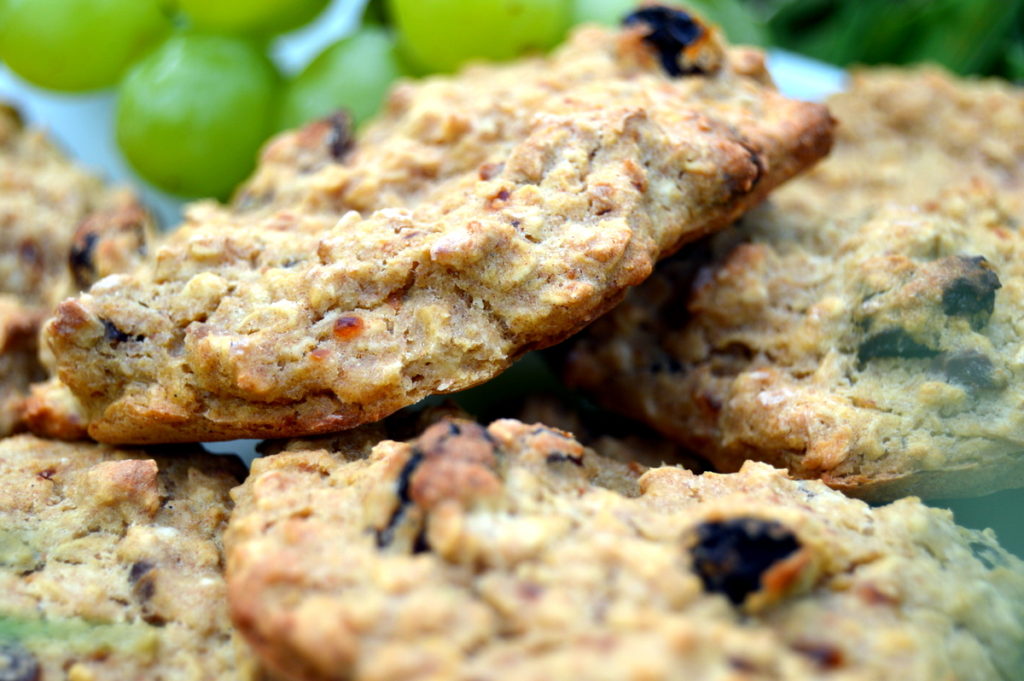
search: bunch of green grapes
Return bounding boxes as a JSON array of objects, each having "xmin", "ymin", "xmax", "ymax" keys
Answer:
[{"xmin": 0, "ymin": 0, "xmax": 334, "ymax": 199}]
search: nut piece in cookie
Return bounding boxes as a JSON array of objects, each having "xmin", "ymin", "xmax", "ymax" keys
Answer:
[
  {"xmin": 226, "ymin": 418, "xmax": 1024, "ymax": 681},
  {"xmin": 0, "ymin": 435, "xmax": 261, "ymax": 680},
  {"xmin": 46, "ymin": 11, "xmax": 833, "ymax": 444}
]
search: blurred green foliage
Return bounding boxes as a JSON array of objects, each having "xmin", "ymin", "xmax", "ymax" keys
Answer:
[{"xmin": 746, "ymin": 0, "xmax": 1024, "ymax": 80}]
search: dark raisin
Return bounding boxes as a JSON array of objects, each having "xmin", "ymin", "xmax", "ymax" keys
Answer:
[
  {"xmin": 622, "ymin": 6, "xmax": 705, "ymax": 76},
  {"xmin": 941, "ymin": 256, "xmax": 1000, "ymax": 330},
  {"xmin": 69, "ymin": 231, "xmax": 99, "ymax": 287},
  {"xmin": 101, "ymin": 318, "xmax": 145, "ymax": 344},
  {"xmin": 411, "ymin": 529, "xmax": 430, "ymax": 554},
  {"xmin": 744, "ymin": 144, "xmax": 764, "ymax": 188},
  {"xmin": 545, "ymin": 452, "xmax": 584, "ymax": 466},
  {"xmin": 129, "ymin": 561, "xmax": 156, "ymax": 601},
  {"xmin": 690, "ymin": 518, "xmax": 800, "ymax": 605},
  {"xmin": 857, "ymin": 328, "xmax": 938, "ymax": 363},
  {"xmin": 128, "ymin": 560, "xmax": 154, "ymax": 584},
  {"xmin": 374, "ymin": 449, "xmax": 424, "ymax": 549},
  {"xmin": 142, "ymin": 613, "xmax": 167, "ymax": 627},
  {"xmin": 18, "ymin": 241, "xmax": 40, "ymax": 268},
  {"xmin": 649, "ymin": 356, "xmax": 683, "ymax": 374},
  {"xmin": 969, "ymin": 541, "xmax": 1006, "ymax": 570},
  {"xmin": 326, "ymin": 111, "xmax": 353, "ymax": 160},
  {"xmin": 0, "ymin": 640, "xmax": 39, "ymax": 681},
  {"xmin": 937, "ymin": 351, "xmax": 1000, "ymax": 391}
]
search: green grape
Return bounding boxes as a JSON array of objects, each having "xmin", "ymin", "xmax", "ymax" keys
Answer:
[
  {"xmin": 571, "ymin": 0, "xmax": 766, "ymax": 46},
  {"xmin": 278, "ymin": 26, "xmax": 406, "ymax": 131},
  {"xmin": 388, "ymin": 0, "xmax": 572, "ymax": 74},
  {"xmin": 175, "ymin": 0, "xmax": 329, "ymax": 36},
  {"xmin": 116, "ymin": 32, "xmax": 280, "ymax": 199},
  {"xmin": 0, "ymin": 0, "xmax": 171, "ymax": 91}
]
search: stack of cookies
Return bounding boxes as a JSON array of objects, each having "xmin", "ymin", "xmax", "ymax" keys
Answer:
[{"xmin": 2, "ymin": 5, "xmax": 1022, "ymax": 680}]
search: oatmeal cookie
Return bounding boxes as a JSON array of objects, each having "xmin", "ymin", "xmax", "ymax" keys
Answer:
[
  {"xmin": 0, "ymin": 103, "xmax": 154, "ymax": 437},
  {"xmin": 0, "ymin": 434, "xmax": 261, "ymax": 680},
  {"xmin": 564, "ymin": 67, "xmax": 1024, "ymax": 500},
  {"xmin": 774, "ymin": 66, "xmax": 1024, "ymax": 220},
  {"xmin": 226, "ymin": 418, "xmax": 1024, "ymax": 681},
  {"xmin": 46, "ymin": 7, "xmax": 833, "ymax": 444},
  {"xmin": 0, "ymin": 297, "xmax": 45, "ymax": 436},
  {"xmin": 0, "ymin": 104, "xmax": 153, "ymax": 311},
  {"xmin": 567, "ymin": 184, "xmax": 1024, "ymax": 499}
]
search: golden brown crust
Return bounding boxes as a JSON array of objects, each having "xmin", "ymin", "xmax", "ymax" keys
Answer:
[
  {"xmin": 47, "ymin": 19, "xmax": 832, "ymax": 444},
  {"xmin": 18, "ymin": 377, "xmax": 90, "ymax": 441}
]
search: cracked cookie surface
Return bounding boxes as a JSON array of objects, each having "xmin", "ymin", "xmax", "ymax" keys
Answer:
[
  {"xmin": 226, "ymin": 418, "xmax": 1024, "ymax": 681},
  {"xmin": 46, "ymin": 11, "xmax": 832, "ymax": 444},
  {"xmin": 565, "ymin": 67, "xmax": 1024, "ymax": 500},
  {"xmin": 0, "ymin": 435, "xmax": 260, "ymax": 680}
]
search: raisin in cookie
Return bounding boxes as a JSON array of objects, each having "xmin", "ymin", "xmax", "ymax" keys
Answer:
[
  {"xmin": 226, "ymin": 418, "xmax": 1024, "ymax": 681},
  {"xmin": 0, "ymin": 435, "xmax": 261, "ymax": 680},
  {"xmin": 0, "ymin": 104, "xmax": 154, "ymax": 437},
  {"xmin": 47, "ymin": 7, "xmax": 833, "ymax": 444},
  {"xmin": 564, "ymin": 67, "xmax": 1024, "ymax": 500}
]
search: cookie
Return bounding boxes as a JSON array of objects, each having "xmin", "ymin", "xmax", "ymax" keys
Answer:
[
  {"xmin": 0, "ymin": 297, "xmax": 45, "ymax": 436},
  {"xmin": 0, "ymin": 103, "xmax": 154, "ymax": 437},
  {"xmin": 564, "ymin": 67, "xmax": 1024, "ymax": 500},
  {"xmin": 226, "ymin": 418, "xmax": 1024, "ymax": 681},
  {"xmin": 0, "ymin": 434, "xmax": 261, "ymax": 680},
  {"xmin": 46, "ymin": 7, "xmax": 833, "ymax": 444},
  {"xmin": 774, "ymin": 66, "xmax": 1024, "ymax": 220},
  {"xmin": 0, "ymin": 104, "xmax": 153, "ymax": 312}
]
